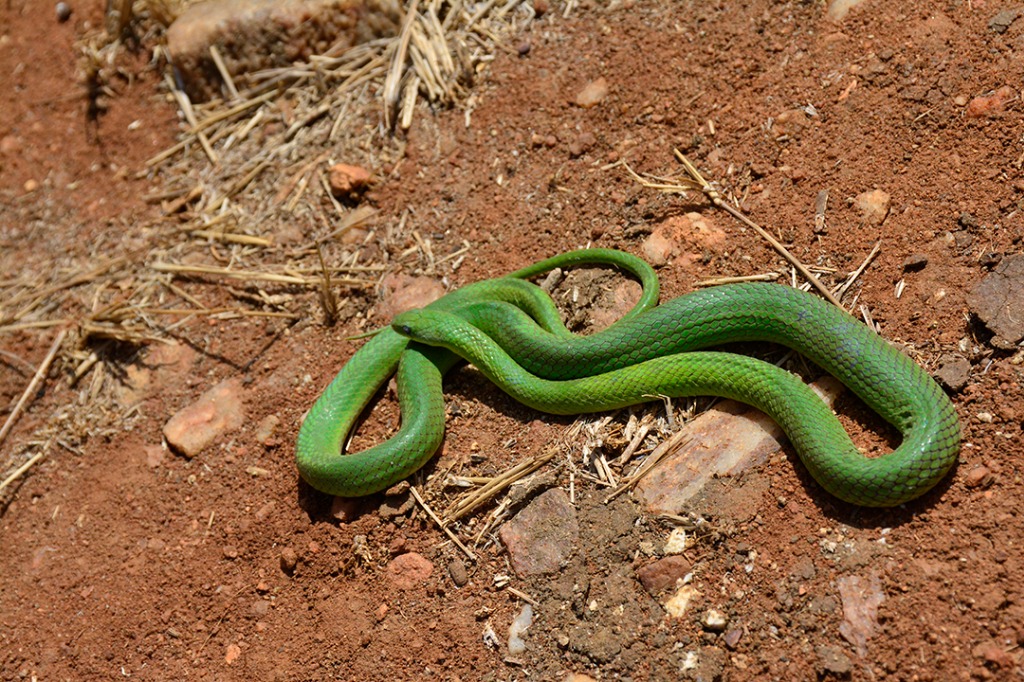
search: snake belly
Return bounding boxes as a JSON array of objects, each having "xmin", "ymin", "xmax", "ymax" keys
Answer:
[{"xmin": 298, "ymin": 249, "xmax": 960, "ymax": 506}]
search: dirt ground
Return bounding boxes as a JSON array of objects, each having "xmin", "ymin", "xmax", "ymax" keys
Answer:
[{"xmin": 2, "ymin": 0, "xmax": 1024, "ymax": 680}]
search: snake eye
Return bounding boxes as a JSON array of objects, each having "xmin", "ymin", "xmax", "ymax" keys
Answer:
[{"xmin": 399, "ymin": 324, "xmax": 413, "ymax": 336}]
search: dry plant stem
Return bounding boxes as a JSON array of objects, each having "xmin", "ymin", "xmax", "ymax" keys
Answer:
[
  {"xmin": 150, "ymin": 262, "xmax": 371, "ymax": 287},
  {"xmin": 190, "ymin": 230, "xmax": 272, "ymax": 247},
  {"xmin": 316, "ymin": 245, "xmax": 339, "ymax": 326},
  {"xmin": 0, "ymin": 443, "xmax": 50, "ymax": 495},
  {"xmin": 208, "ymin": 45, "xmax": 240, "ymax": 101},
  {"xmin": 506, "ymin": 586, "xmax": 539, "ymax": 606},
  {"xmin": 661, "ymin": 150, "xmax": 844, "ymax": 309},
  {"xmin": 0, "ymin": 320, "xmax": 69, "ymax": 333},
  {"xmin": 696, "ymin": 273, "xmax": 779, "ymax": 286},
  {"xmin": 139, "ymin": 307, "xmax": 298, "ymax": 319},
  {"xmin": 443, "ymin": 448, "xmax": 558, "ymax": 523},
  {"xmin": 0, "ymin": 330, "xmax": 66, "ymax": 451},
  {"xmin": 409, "ymin": 485, "xmax": 476, "ymax": 561},
  {"xmin": 3, "ymin": 257, "xmax": 128, "ymax": 322},
  {"xmin": 833, "ymin": 239, "xmax": 881, "ymax": 303},
  {"xmin": 165, "ymin": 74, "xmax": 218, "ymax": 165},
  {"xmin": 384, "ymin": 0, "xmax": 421, "ymax": 128},
  {"xmin": 315, "ymin": 205, "xmax": 378, "ymax": 245}
]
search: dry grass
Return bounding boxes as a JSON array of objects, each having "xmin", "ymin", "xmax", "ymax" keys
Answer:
[{"xmin": 0, "ymin": 0, "xmax": 546, "ymax": 501}]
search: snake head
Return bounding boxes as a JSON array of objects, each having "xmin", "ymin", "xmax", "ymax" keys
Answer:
[{"xmin": 391, "ymin": 310, "xmax": 426, "ymax": 339}]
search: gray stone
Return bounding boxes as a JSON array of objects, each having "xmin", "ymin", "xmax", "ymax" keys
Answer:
[
  {"xmin": 448, "ymin": 558, "xmax": 468, "ymax": 587},
  {"xmin": 569, "ymin": 626, "xmax": 620, "ymax": 664},
  {"xmin": 934, "ymin": 354, "xmax": 970, "ymax": 392},
  {"xmin": 816, "ymin": 644, "xmax": 852, "ymax": 675},
  {"xmin": 902, "ymin": 253, "xmax": 928, "ymax": 271},
  {"xmin": 989, "ymin": 8, "xmax": 1020, "ymax": 34},
  {"xmin": 499, "ymin": 488, "xmax": 578, "ymax": 576},
  {"xmin": 967, "ymin": 253, "xmax": 1024, "ymax": 349}
]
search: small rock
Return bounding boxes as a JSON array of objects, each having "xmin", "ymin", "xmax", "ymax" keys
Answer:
[
  {"xmin": 966, "ymin": 86, "xmax": 1016, "ymax": 118},
  {"xmin": 23, "ymin": 179, "xmax": 38, "ymax": 193},
  {"xmin": 569, "ymin": 626, "xmax": 620, "ymax": 664},
  {"xmin": 517, "ymin": 42, "xmax": 531, "ymax": 56},
  {"xmin": 641, "ymin": 226, "xmax": 678, "ymax": 266},
  {"xmin": 664, "ymin": 584, "xmax": 698, "ymax": 618},
  {"xmin": 386, "ymin": 552, "xmax": 433, "ymax": 589},
  {"xmin": 280, "ymin": 546, "xmax": 299, "ymax": 575},
  {"xmin": 837, "ymin": 572, "xmax": 884, "ymax": 657},
  {"xmin": 568, "ymin": 131, "xmax": 596, "ymax": 158},
  {"xmin": 967, "ymin": 253, "xmax": 1024, "ymax": 348},
  {"xmin": 379, "ymin": 273, "xmax": 446, "ymax": 320},
  {"xmin": 973, "ymin": 640, "xmax": 1013, "ymax": 669},
  {"xmin": 532, "ymin": 0, "xmax": 549, "ymax": 14},
  {"xmin": 958, "ymin": 211, "xmax": 978, "ymax": 229},
  {"xmin": 902, "ymin": 253, "xmax": 928, "ymax": 271},
  {"xmin": 225, "ymin": 642, "xmax": 242, "ymax": 664},
  {"xmin": 574, "ymin": 77, "xmax": 609, "ymax": 108},
  {"xmin": 934, "ymin": 355, "xmax": 970, "ymax": 393},
  {"xmin": 328, "ymin": 163, "xmax": 373, "ymax": 198},
  {"xmin": 0, "ymin": 135, "xmax": 21, "ymax": 155},
  {"xmin": 499, "ymin": 488, "xmax": 578, "ymax": 576},
  {"xmin": 976, "ymin": 412, "xmax": 994, "ymax": 423},
  {"xmin": 378, "ymin": 493, "xmax": 414, "ymax": 519},
  {"xmin": 385, "ymin": 480, "xmax": 411, "ymax": 496},
  {"xmin": 388, "ymin": 536, "xmax": 407, "ymax": 556},
  {"xmin": 964, "ymin": 465, "xmax": 994, "ymax": 489},
  {"xmin": 223, "ymin": 545, "xmax": 239, "ymax": 560},
  {"xmin": 816, "ymin": 644, "xmax": 852, "ymax": 675},
  {"xmin": 255, "ymin": 501, "xmax": 276, "ymax": 521},
  {"xmin": 790, "ymin": 556, "xmax": 817, "ymax": 581},
  {"xmin": 773, "ymin": 108, "xmax": 809, "ymax": 137},
  {"xmin": 853, "ymin": 189, "xmax": 891, "ymax": 226},
  {"xmin": 636, "ymin": 555, "xmax": 691, "ymax": 595},
  {"xmin": 826, "ymin": 0, "xmax": 868, "ymax": 22},
  {"xmin": 55, "ymin": 2, "xmax": 72, "ymax": 21},
  {"xmin": 723, "ymin": 628, "xmax": 743, "ymax": 650},
  {"xmin": 255, "ymin": 414, "xmax": 281, "ymax": 446},
  {"xmin": 702, "ymin": 609, "xmax": 728, "ymax": 632},
  {"xmin": 988, "ymin": 8, "xmax": 1020, "ymax": 33},
  {"xmin": 162, "ymin": 378, "xmax": 246, "ymax": 458},
  {"xmin": 449, "ymin": 558, "xmax": 469, "ymax": 587}
]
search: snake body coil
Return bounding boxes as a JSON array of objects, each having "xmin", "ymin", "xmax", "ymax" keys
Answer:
[{"xmin": 296, "ymin": 249, "xmax": 960, "ymax": 506}]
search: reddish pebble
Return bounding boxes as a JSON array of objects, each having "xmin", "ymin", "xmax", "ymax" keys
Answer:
[
  {"xmin": 328, "ymin": 163, "xmax": 373, "ymax": 197},
  {"xmin": 280, "ymin": 547, "xmax": 298, "ymax": 575},
  {"xmin": 965, "ymin": 86, "xmax": 1016, "ymax": 118},
  {"xmin": 964, "ymin": 465, "xmax": 994, "ymax": 489}
]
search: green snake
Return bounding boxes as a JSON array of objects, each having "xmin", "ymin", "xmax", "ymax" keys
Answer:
[{"xmin": 296, "ymin": 249, "xmax": 960, "ymax": 507}]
